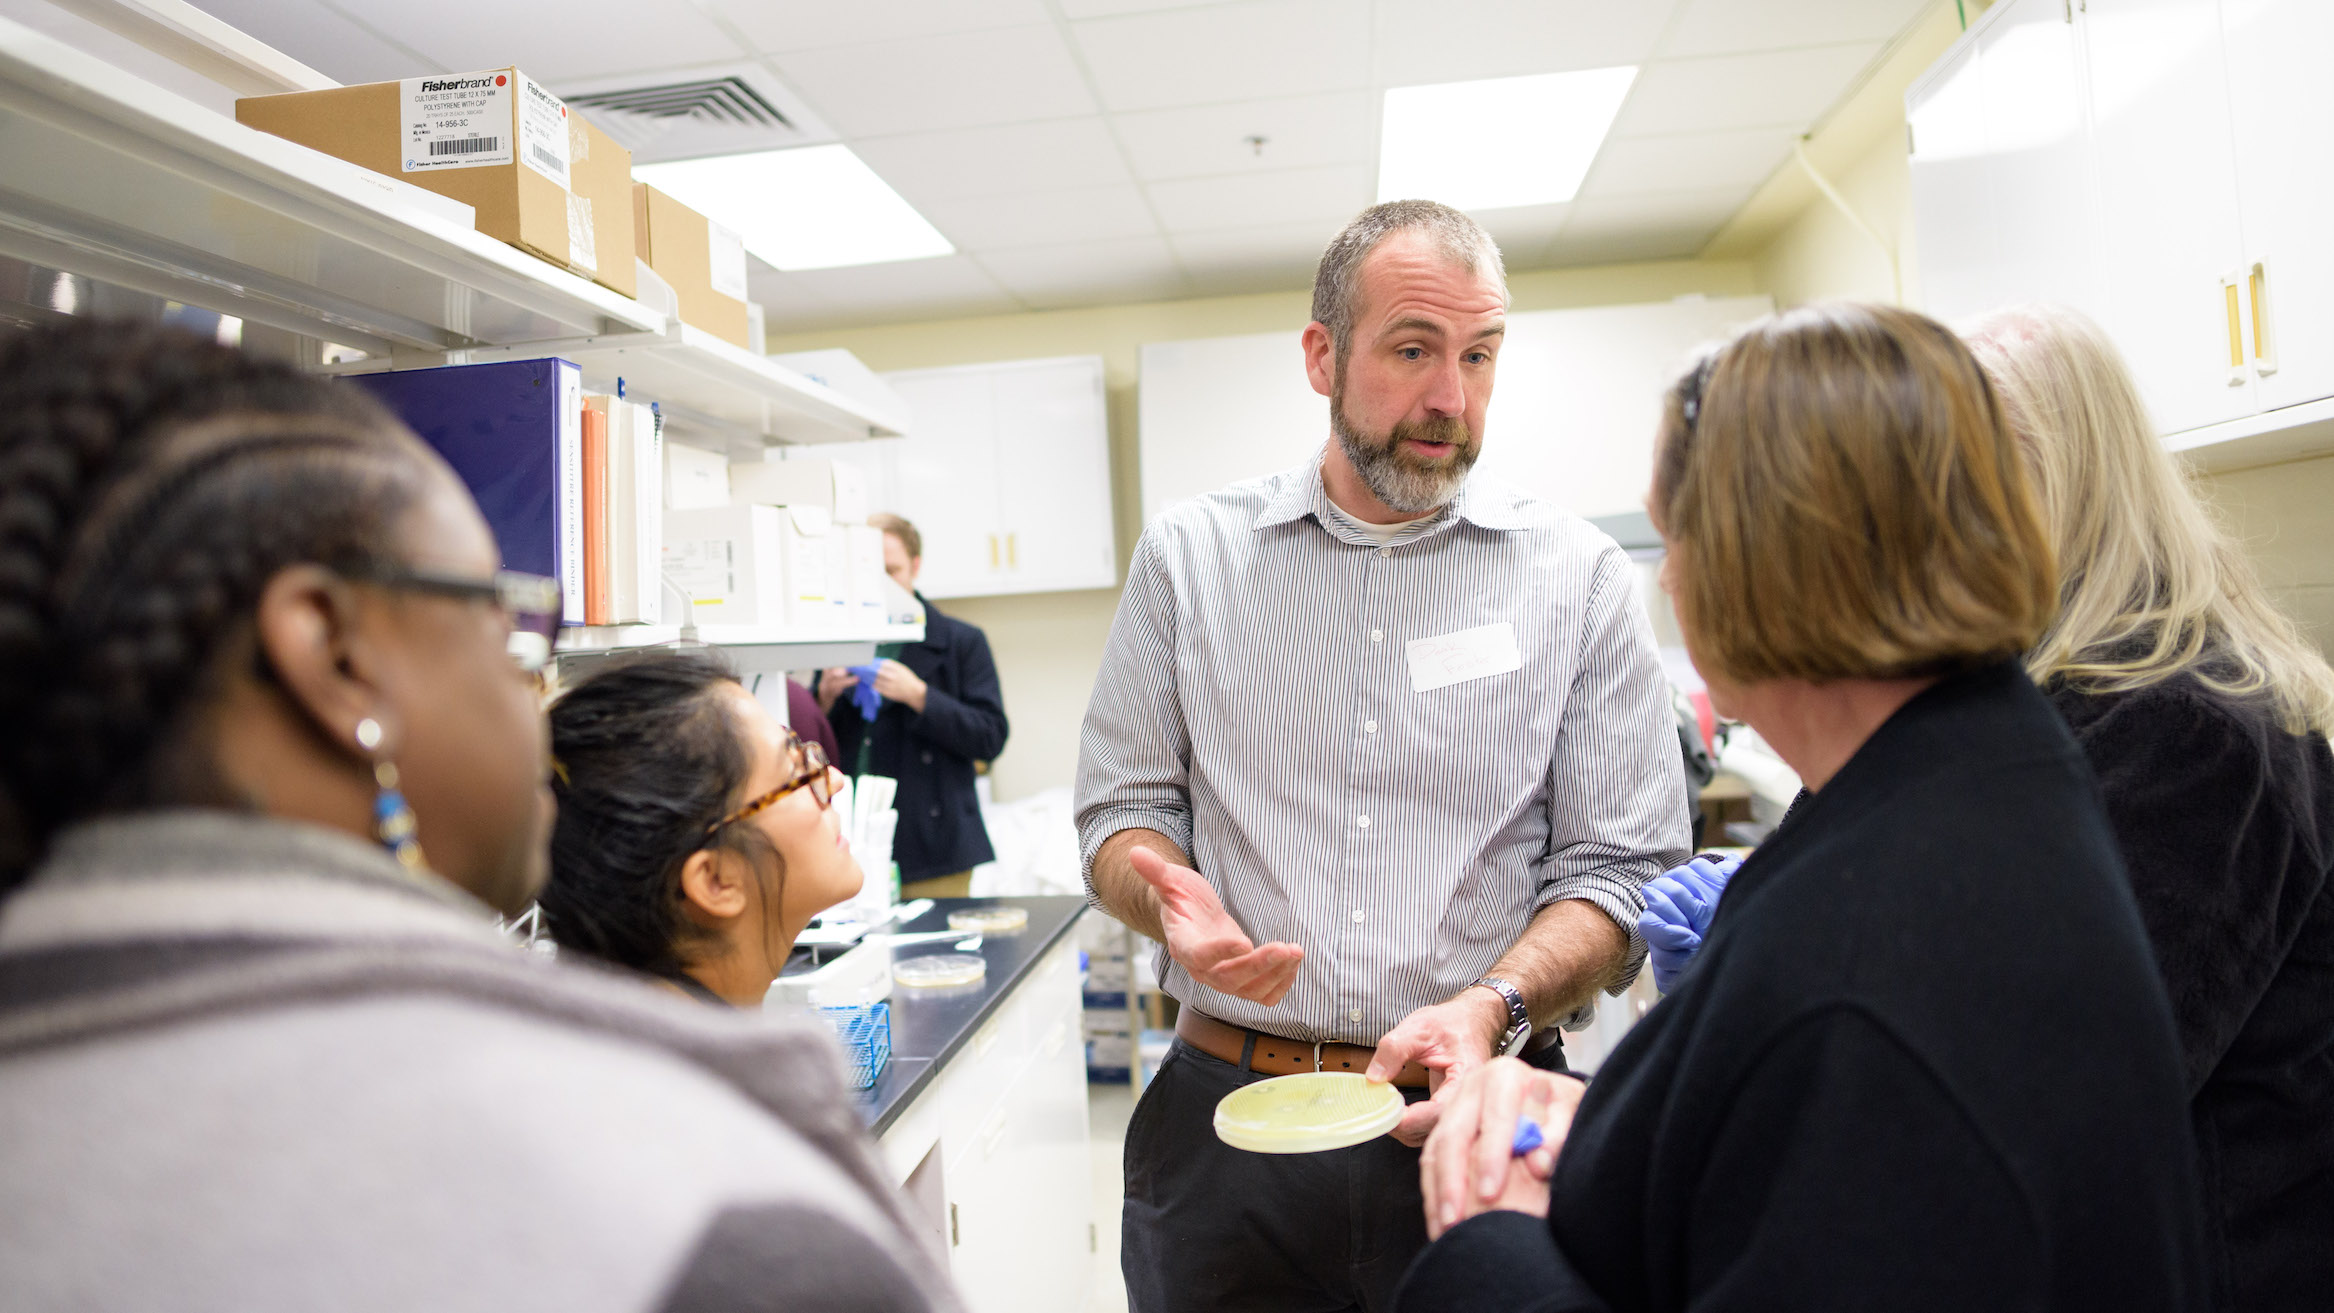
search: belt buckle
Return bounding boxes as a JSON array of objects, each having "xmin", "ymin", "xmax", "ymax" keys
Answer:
[{"xmin": 1311, "ymin": 1039, "xmax": 1325, "ymax": 1073}]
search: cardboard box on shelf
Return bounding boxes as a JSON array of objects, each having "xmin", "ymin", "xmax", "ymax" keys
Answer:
[
  {"xmin": 728, "ymin": 456, "xmax": 869, "ymax": 525},
  {"xmin": 662, "ymin": 503, "xmax": 843, "ymax": 628},
  {"xmin": 564, "ymin": 112, "xmax": 636, "ymax": 298},
  {"xmin": 632, "ymin": 183, "xmax": 751, "ymax": 349},
  {"xmin": 236, "ymin": 68, "xmax": 636, "ymax": 298},
  {"xmin": 844, "ymin": 524, "xmax": 888, "ymax": 625}
]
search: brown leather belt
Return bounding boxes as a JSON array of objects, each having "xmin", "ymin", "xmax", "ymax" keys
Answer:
[{"xmin": 1175, "ymin": 1008, "xmax": 1431, "ymax": 1088}]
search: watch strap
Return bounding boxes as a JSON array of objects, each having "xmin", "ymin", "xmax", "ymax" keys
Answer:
[{"xmin": 1472, "ymin": 976, "xmax": 1530, "ymax": 1054}]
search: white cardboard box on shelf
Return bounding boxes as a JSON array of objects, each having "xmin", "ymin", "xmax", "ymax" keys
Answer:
[
  {"xmin": 845, "ymin": 524, "xmax": 889, "ymax": 625},
  {"xmin": 665, "ymin": 441, "xmax": 730, "ymax": 510},
  {"xmin": 661, "ymin": 503, "xmax": 843, "ymax": 627},
  {"xmin": 730, "ymin": 456, "xmax": 870, "ymax": 526}
]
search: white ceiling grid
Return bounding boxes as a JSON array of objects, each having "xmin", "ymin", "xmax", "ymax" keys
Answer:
[{"xmin": 190, "ymin": 0, "xmax": 1933, "ymax": 331}]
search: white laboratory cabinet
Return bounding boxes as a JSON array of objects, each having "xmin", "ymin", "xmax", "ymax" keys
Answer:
[
  {"xmin": 876, "ymin": 932, "xmax": 1094, "ymax": 1313},
  {"xmin": 1908, "ymin": 0, "xmax": 2334, "ymax": 454},
  {"xmin": 827, "ymin": 356, "xmax": 1116, "ymax": 600}
]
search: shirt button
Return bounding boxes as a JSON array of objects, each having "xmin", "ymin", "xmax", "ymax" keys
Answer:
[
  {"xmin": 928, "ymin": 806, "xmax": 941, "ymax": 819},
  {"xmin": 1370, "ymin": 628, "xmax": 1383, "ymax": 642},
  {"xmin": 1356, "ymin": 814, "xmax": 1371, "ymax": 828},
  {"xmin": 1349, "ymin": 1008, "xmax": 1364, "ymax": 1023},
  {"xmin": 1377, "ymin": 547, "xmax": 1390, "ymax": 558},
  {"xmin": 1364, "ymin": 720, "xmax": 1379, "ymax": 734},
  {"xmin": 920, "ymin": 751, "xmax": 933, "ymax": 765},
  {"xmin": 1351, "ymin": 909, "xmax": 1365, "ymax": 922}
]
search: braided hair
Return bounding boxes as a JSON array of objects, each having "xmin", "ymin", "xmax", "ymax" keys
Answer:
[
  {"xmin": 539, "ymin": 649, "xmax": 785, "ymax": 981},
  {"xmin": 0, "ymin": 319, "xmax": 435, "ymax": 887}
]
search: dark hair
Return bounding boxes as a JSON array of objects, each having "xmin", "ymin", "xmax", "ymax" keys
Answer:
[
  {"xmin": 538, "ymin": 649, "xmax": 782, "ymax": 980},
  {"xmin": 0, "ymin": 319, "xmax": 434, "ymax": 887}
]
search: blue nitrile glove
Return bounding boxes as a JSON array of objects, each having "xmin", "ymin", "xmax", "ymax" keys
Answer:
[
  {"xmin": 1635, "ymin": 855, "xmax": 1742, "ymax": 994},
  {"xmin": 847, "ymin": 661, "xmax": 883, "ymax": 721}
]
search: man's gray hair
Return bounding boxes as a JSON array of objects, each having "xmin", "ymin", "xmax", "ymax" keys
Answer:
[{"xmin": 1310, "ymin": 200, "xmax": 1509, "ymax": 359}]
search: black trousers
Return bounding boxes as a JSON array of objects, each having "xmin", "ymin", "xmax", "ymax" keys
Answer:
[{"xmin": 1121, "ymin": 1040, "xmax": 1435, "ymax": 1313}]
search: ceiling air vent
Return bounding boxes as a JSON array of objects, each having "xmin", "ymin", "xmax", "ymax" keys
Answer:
[{"xmin": 554, "ymin": 63, "xmax": 834, "ymax": 164}]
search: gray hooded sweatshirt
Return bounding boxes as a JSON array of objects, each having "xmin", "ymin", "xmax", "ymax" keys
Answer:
[{"xmin": 0, "ymin": 811, "xmax": 963, "ymax": 1313}]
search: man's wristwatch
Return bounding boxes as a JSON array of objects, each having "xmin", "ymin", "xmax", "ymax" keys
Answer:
[{"xmin": 1470, "ymin": 976, "xmax": 1532, "ymax": 1057}]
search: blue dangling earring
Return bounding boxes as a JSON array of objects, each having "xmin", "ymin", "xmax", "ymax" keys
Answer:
[{"xmin": 356, "ymin": 717, "xmax": 426, "ymax": 873}]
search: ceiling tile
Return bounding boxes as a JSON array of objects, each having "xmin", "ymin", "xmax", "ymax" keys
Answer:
[
  {"xmin": 1057, "ymin": 0, "xmax": 1222, "ymax": 16},
  {"xmin": 1370, "ymin": 0, "xmax": 1681, "ymax": 87},
  {"xmin": 1147, "ymin": 164, "xmax": 1373, "ymax": 234},
  {"xmin": 1660, "ymin": 0, "xmax": 1932, "ymax": 58},
  {"xmin": 1071, "ymin": 0, "xmax": 1369, "ymax": 113},
  {"xmin": 780, "ymin": 254, "xmax": 1024, "ymax": 322},
  {"xmin": 776, "ymin": 25, "xmax": 1097, "ymax": 138},
  {"xmin": 1169, "ymin": 221, "xmax": 1334, "ymax": 296},
  {"xmin": 854, "ymin": 119, "xmax": 1133, "ymax": 205},
  {"xmin": 976, "ymin": 237, "xmax": 1192, "ymax": 308},
  {"xmin": 321, "ymin": 0, "xmax": 749, "ymax": 82},
  {"xmin": 1610, "ymin": 43, "xmax": 1882, "ymax": 137},
  {"xmin": 1579, "ymin": 127, "xmax": 1796, "ymax": 198},
  {"xmin": 1547, "ymin": 186, "xmax": 1749, "ymax": 264},
  {"xmin": 708, "ymin": 0, "xmax": 1050, "ymax": 53},
  {"xmin": 186, "ymin": 0, "xmax": 436, "ymax": 84},
  {"xmin": 1472, "ymin": 202, "xmax": 1574, "ymax": 270},
  {"xmin": 1114, "ymin": 92, "xmax": 1372, "ymax": 182},
  {"xmin": 921, "ymin": 185, "xmax": 1161, "ymax": 250}
]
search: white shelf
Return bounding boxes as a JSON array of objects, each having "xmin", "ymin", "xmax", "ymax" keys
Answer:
[
  {"xmin": 554, "ymin": 621, "xmax": 925, "ymax": 674},
  {"xmin": 2167, "ymin": 394, "xmax": 2334, "ymax": 473},
  {"xmin": 0, "ymin": 16, "xmax": 663, "ymax": 353},
  {"xmin": 348, "ymin": 323, "xmax": 911, "ymax": 452}
]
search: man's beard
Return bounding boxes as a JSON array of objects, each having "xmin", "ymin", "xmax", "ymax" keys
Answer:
[{"xmin": 1330, "ymin": 378, "xmax": 1480, "ymax": 516}]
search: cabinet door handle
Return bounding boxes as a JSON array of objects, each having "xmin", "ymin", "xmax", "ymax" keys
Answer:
[
  {"xmin": 987, "ymin": 533, "xmax": 999, "ymax": 569},
  {"xmin": 1006, "ymin": 532, "xmax": 1018, "ymax": 569},
  {"xmin": 2249, "ymin": 261, "xmax": 2279, "ymax": 378},
  {"xmin": 2221, "ymin": 270, "xmax": 2249, "ymax": 387}
]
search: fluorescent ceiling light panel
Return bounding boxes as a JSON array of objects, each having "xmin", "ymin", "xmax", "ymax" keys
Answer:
[
  {"xmin": 634, "ymin": 144, "xmax": 954, "ymax": 271},
  {"xmin": 1377, "ymin": 67, "xmax": 1639, "ymax": 210}
]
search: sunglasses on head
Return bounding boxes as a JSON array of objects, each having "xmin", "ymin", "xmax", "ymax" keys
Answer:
[{"xmin": 706, "ymin": 730, "xmax": 835, "ymax": 837}]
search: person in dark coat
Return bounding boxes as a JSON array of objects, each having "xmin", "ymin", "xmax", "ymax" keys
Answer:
[
  {"xmin": 1967, "ymin": 305, "xmax": 2334, "ymax": 1313},
  {"xmin": 820, "ymin": 514, "xmax": 1008, "ymax": 898},
  {"xmin": 1397, "ymin": 304, "xmax": 2206, "ymax": 1313}
]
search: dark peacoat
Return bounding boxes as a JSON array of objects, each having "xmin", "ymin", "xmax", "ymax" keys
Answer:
[{"xmin": 831, "ymin": 596, "xmax": 1008, "ymax": 882}]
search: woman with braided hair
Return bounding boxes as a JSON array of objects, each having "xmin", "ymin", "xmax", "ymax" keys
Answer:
[{"xmin": 0, "ymin": 320, "xmax": 959, "ymax": 1312}]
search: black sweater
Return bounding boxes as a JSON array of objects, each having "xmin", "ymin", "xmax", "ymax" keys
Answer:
[
  {"xmin": 1398, "ymin": 662, "xmax": 2206, "ymax": 1313},
  {"xmin": 2049, "ymin": 675, "xmax": 2334, "ymax": 1313}
]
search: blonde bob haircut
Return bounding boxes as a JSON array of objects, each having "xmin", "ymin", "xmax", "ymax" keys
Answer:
[
  {"xmin": 1651, "ymin": 302, "xmax": 2057, "ymax": 686},
  {"xmin": 1963, "ymin": 304, "xmax": 2334, "ymax": 737}
]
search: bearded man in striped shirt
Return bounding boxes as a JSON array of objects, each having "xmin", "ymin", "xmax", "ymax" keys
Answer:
[{"xmin": 1076, "ymin": 200, "xmax": 1691, "ymax": 1313}]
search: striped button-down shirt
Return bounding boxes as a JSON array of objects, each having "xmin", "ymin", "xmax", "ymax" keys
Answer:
[{"xmin": 1076, "ymin": 448, "xmax": 1690, "ymax": 1043}]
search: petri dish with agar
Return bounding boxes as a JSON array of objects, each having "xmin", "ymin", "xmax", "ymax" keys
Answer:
[
  {"xmin": 947, "ymin": 905, "xmax": 1028, "ymax": 935},
  {"xmin": 892, "ymin": 952, "xmax": 987, "ymax": 989},
  {"xmin": 1213, "ymin": 1072, "xmax": 1406, "ymax": 1154}
]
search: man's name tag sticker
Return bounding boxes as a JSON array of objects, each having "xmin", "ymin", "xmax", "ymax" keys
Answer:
[{"xmin": 1405, "ymin": 621, "xmax": 1522, "ymax": 694}]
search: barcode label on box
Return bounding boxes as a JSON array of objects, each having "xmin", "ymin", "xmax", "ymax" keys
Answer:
[
  {"xmin": 401, "ymin": 71, "xmax": 515, "ymax": 172},
  {"xmin": 515, "ymin": 73, "xmax": 573, "ymax": 191}
]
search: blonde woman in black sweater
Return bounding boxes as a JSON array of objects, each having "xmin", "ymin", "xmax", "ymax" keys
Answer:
[
  {"xmin": 1397, "ymin": 303, "xmax": 2205, "ymax": 1313},
  {"xmin": 1965, "ymin": 305, "xmax": 2334, "ymax": 1313}
]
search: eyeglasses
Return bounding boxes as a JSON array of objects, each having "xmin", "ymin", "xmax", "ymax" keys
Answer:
[
  {"xmin": 706, "ymin": 730, "xmax": 835, "ymax": 837},
  {"xmin": 344, "ymin": 565, "xmax": 563, "ymax": 673}
]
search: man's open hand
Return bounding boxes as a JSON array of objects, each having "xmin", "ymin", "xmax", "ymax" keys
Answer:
[
  {"xmin": 1128, "ymin": 846, "xmax": 1303, "ymax": 1005},
  {"xmin": 1369, "ymin": 988, "xmax": 1509, "ymax": 1146}
]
